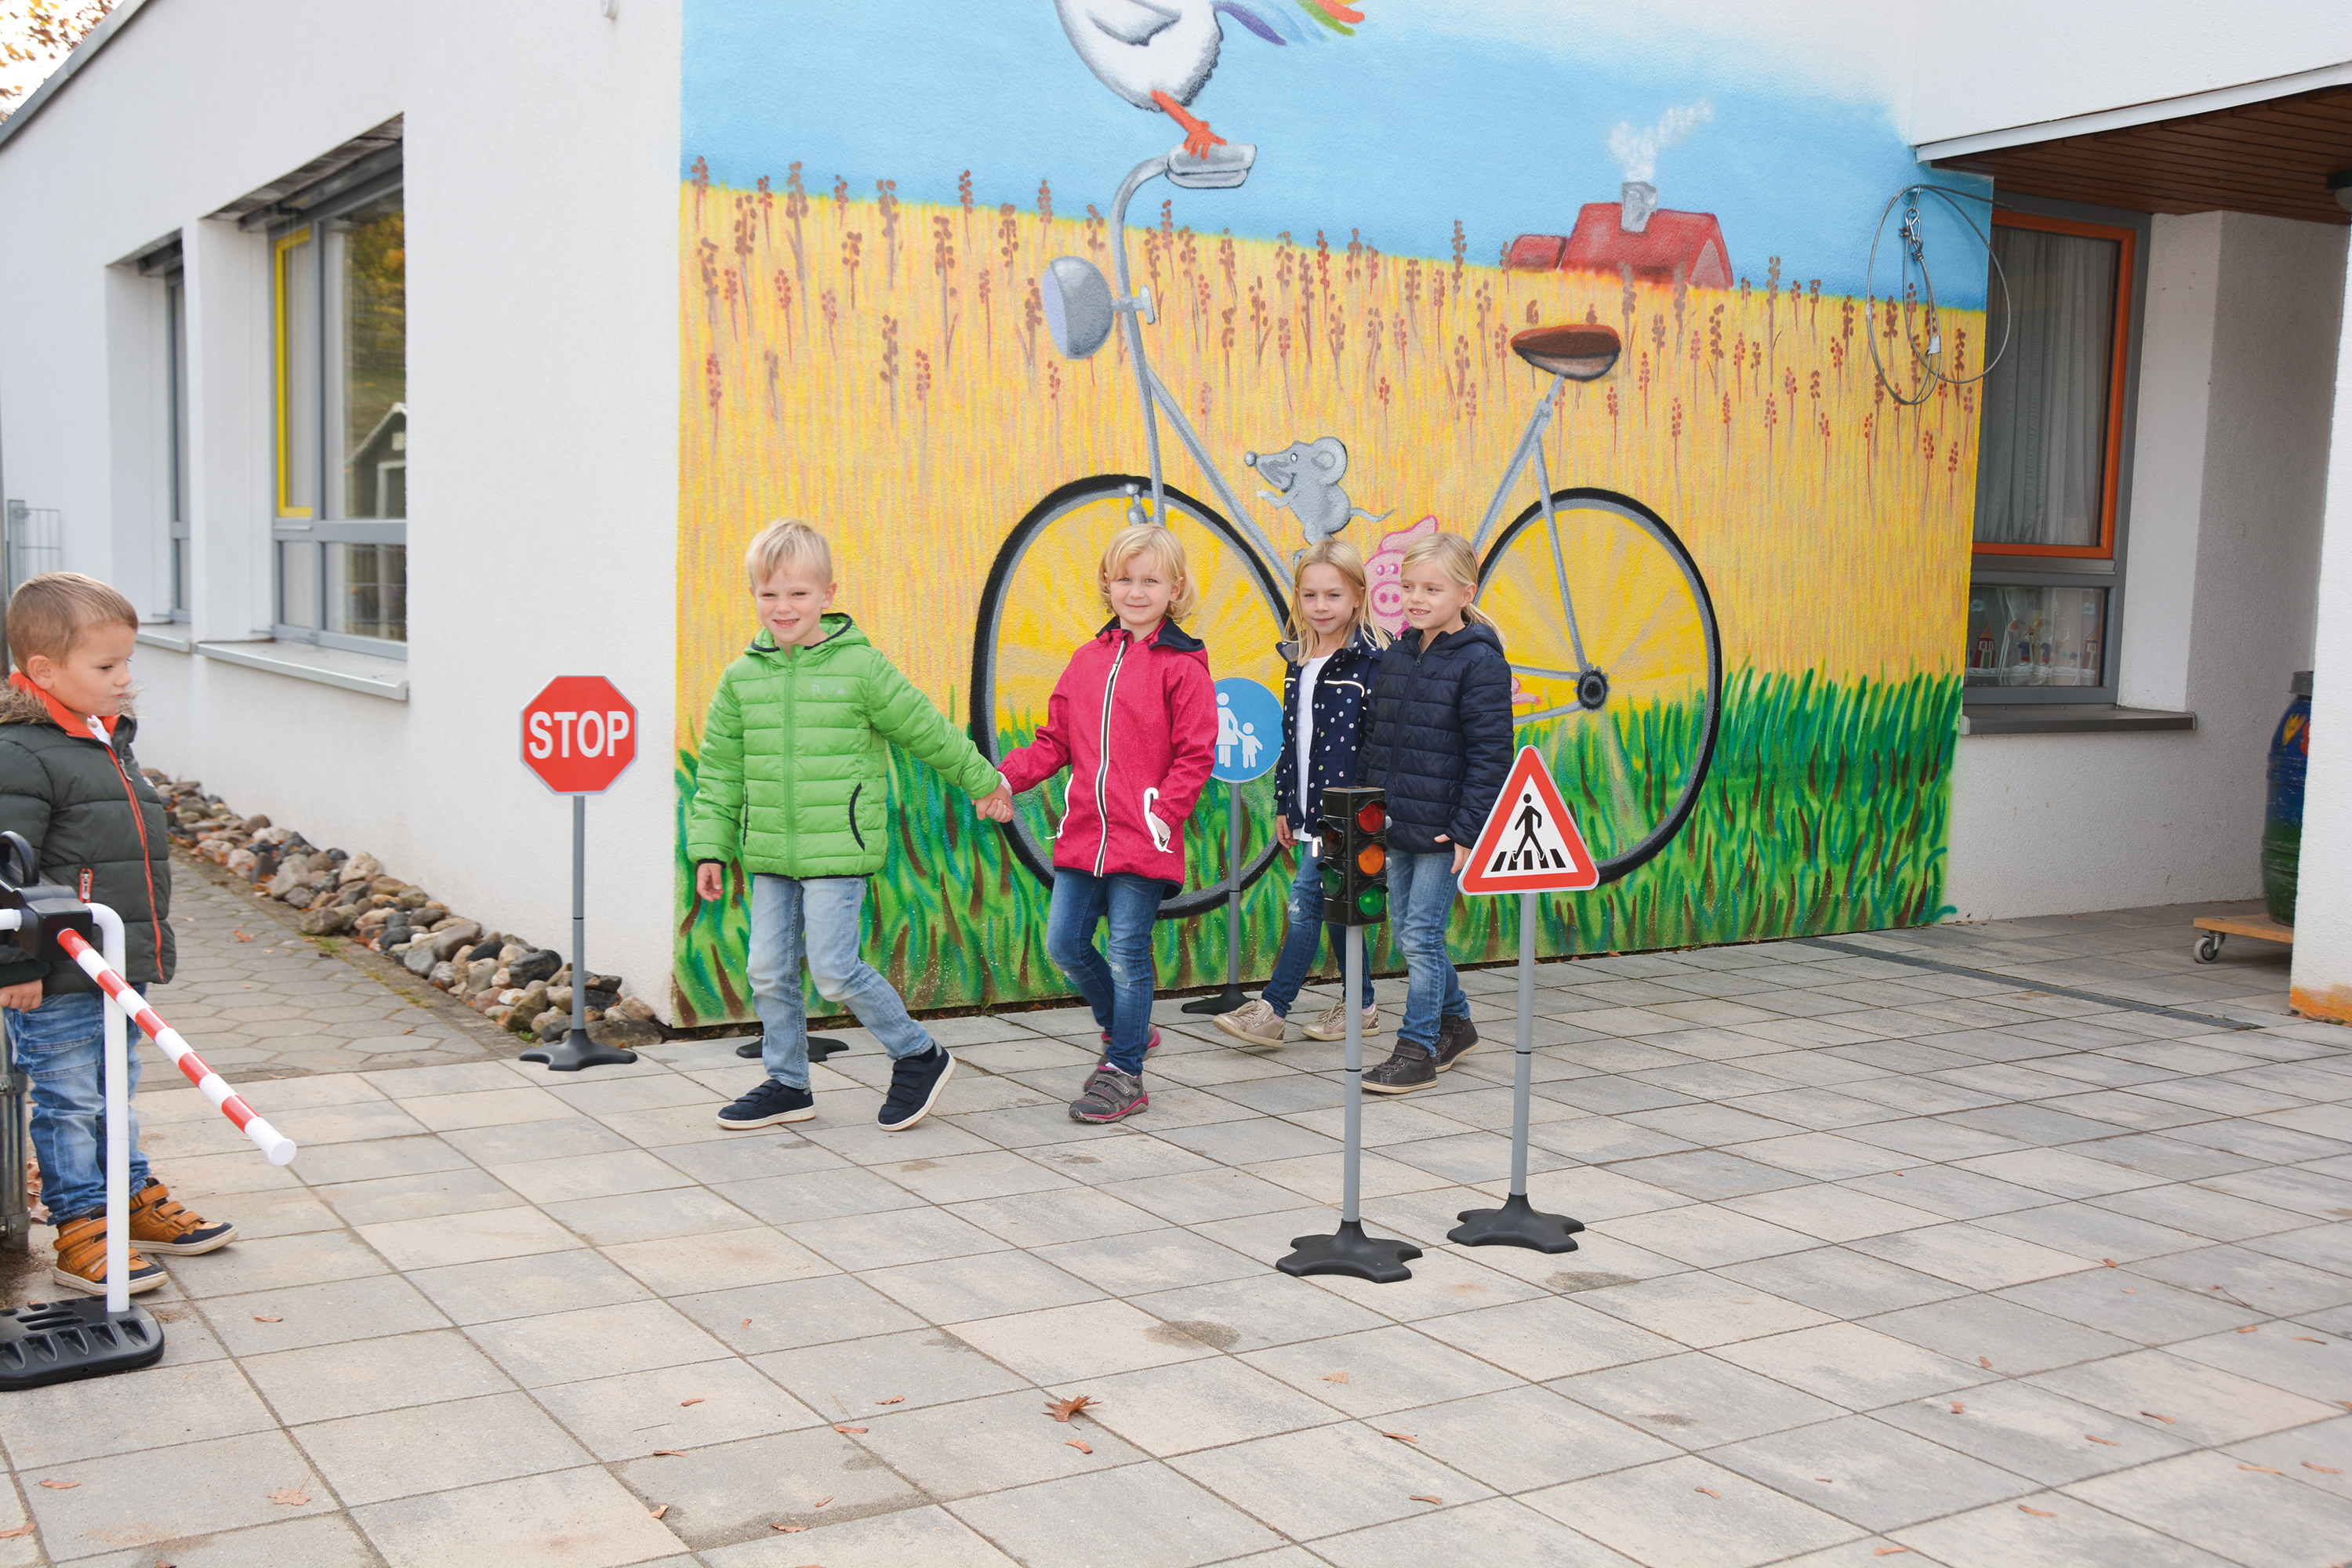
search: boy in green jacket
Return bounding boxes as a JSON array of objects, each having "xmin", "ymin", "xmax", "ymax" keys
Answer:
[{"xmin": 688, "ymin": 520, "xmax": 1013, "ymax": 1133}]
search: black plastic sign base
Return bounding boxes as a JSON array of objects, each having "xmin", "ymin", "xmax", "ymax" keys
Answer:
[
  {"xmin": 0, "ymin": 1298, "xmax": 166, "ymax": 1390},
  {"xmin": 1276, "ymin": 1219, "xmax": 1422, "ymax": 1283},
  {"xmin": 1181, "ymin": 986, "xmax": 1250, "ymax": 1016},
  {"xmin": 521, "ymin": 1029, "xmax": 638, "ymax": 1073},
  {"xmin": 734, "ymin": 1035, "xmax": 847, "ymax": 1061},
  {"xmin": 1449, "ymin": 1192, "xmax": 1586, "ymax": 1253}
]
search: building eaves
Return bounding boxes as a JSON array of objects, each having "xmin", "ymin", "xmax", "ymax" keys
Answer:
[{"xmin": 0, "ymin": 0, "xmax": 158, "ymax": 154}]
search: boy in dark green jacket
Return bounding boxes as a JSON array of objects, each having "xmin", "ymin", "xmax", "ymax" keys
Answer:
[
  {"xmin": 688, "ymin": 521, "xmax": 1013, "ymax": 1133},
  {"xmin": 2, "ymin": 573, "xmax": 234, "ymax": 1296}
]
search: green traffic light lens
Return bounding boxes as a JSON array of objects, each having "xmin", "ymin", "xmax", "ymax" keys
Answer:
[
  {"xmin": 1357, "ymin": 887, "xmax": 1386, "ymax": 920},
  {"xmin": 1321, "ymin": 866, "xmax": 1343, "ymax": 897}
]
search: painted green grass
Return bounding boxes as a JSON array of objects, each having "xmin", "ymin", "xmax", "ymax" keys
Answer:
[{"xmin": 672, "ymin": 669, "xmax": 1959, "ymax": 1023}]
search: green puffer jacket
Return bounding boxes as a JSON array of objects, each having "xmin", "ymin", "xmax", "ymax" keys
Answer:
[
  {"xmin": 0, "ymin": 681, "xmax": 175, "ymax": 994},
  {"xmin": 686, "ymin": 615, "xmax": 1000, "ymax": 879}
]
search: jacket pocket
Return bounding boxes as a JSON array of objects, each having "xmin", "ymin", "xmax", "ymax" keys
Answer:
[
  {"xmin": 1142, "ymin": 788, "xmax": 1172, "ymax": 854},
  {"xmin": 846, "ymin": 783, "xmax": 866, "ymax": 850}
]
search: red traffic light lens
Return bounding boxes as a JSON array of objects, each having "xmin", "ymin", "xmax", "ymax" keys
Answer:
[
  {"xmin": 1356, "ymin": 844, "xmax": 1385, "ymax": 876},
  {"xmin": 1356, "ymin": 802, "xmax": 1385, "ymax": 833}
]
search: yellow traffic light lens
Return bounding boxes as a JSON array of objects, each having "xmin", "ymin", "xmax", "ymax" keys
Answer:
[
  {"xmin": 1356, "ymin": 844, "xmax": 1385, "ymax": 876},
  {"xmin": 1356, "ymin": 802, "xmax": 1385, "ymax": 833}
]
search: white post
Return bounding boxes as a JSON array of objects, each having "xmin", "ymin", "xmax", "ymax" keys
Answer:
[
  {"xmin": 89, "ymin": 902, "xmax": 129, "ymax": 1315},
  {"xmin": 2290, "ymin": 254, "xmax": 2352, "ymax": 1024}
]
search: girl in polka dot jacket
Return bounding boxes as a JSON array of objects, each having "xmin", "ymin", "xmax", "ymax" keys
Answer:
[{"xmin": 1214, "ymin": 539, "xmax": 1391, "ymax": 1049}]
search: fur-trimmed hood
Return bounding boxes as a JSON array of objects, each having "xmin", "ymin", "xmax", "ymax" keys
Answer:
[{"xmin": 0, "ymin": 680, "xmax": 136, "ymax": 729}]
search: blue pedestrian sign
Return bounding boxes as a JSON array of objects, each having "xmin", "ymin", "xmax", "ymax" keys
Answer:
[{"xmin": 1211, "ymin": 677, "xmax": 1282, "ymax": 782}]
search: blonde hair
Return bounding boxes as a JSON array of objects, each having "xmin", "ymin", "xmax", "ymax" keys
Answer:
[
  {"xmin": 1285, "ymin": 539, "xmax": 1390, "ymax": 652},
  {"xmin": 1098, "ymin": 524, "xmax": 1199, "ymax": 622},
  {"xmin": 6, "ymin": 572, "xmax": 138, "ymax": 666},
  {"xmin": 744, "ymin": 518, "xmax": 834, "ymax": 587},
  {"xmin": 1399, "ymin": 532, "xmax": 1501, "ymax": 643}
]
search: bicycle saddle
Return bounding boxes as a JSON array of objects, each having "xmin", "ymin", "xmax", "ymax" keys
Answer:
[
  {"xmin": 1167, "ymin": 140, "xmax": 1256, "ymax": 188},
  {"xmin": 1511, "ymin": 324, "xmax": 1621, "ymax": 381}
]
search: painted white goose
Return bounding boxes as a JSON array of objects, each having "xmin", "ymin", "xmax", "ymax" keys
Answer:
[{"xmin": 1052, "ymin": 0, "xmax": 1365, "ymax": 158}]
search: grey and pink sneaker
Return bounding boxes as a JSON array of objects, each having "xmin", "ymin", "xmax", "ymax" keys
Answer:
[{"xmin": 1069, "ymin": 1063, "xmax": 1149, "ymax": 1123}]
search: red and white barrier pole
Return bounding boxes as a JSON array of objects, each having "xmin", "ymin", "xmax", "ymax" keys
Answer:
[{"xmin": 56, "ymin": 927, "xmax": 298, "ymax": 1171}]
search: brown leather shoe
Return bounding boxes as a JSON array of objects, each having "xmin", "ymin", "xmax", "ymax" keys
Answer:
[
  {"xmin": 50, "ymin": 1212, "xmax": 168, "ymax": 1297},
  {"xmin": 126, "ymin": 1179, "xmax": 237, "ymax": 1255}
]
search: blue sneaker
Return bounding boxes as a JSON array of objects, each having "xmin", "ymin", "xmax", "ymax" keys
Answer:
[
  {"xmin": 717, "ymin": 1078, "xmax": 816, "ymax": 1130},
  {"xmin": 878, "ymin": 1047, "xmax": 956, "ymax": 1131}
]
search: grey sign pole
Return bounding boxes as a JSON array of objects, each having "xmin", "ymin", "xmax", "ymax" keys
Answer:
[
  {"xmin": 521, "ymin": 795, "xmax": 637, "ymax": 1073},
  {"xmin": 1451, "ymin": 891, "xmax": 1586, "ymax": 1250}
]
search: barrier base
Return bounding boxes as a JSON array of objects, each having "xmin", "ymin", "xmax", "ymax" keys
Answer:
[
  {"xmin": 1448, "ymin": 1192, "xmax": 1585, "ymax": 1253},
  {"xmin": 1180, "ymin": 986, "xmax": 1250, "ymax": 1016},
  {"xmin": 521, "ymin": 1029, "xmax": 638, "ymax": 1073},
  {"xmin": 735, "ymin": 1036, "xmax": 847, "ymax": 1062},
  {"xmin": 1276, "ymin": 1219, "xmax": 1421, "ymax": 1283},
  {"xmin": 0, "ymin": 1298, "xmax": 166, "ymax": 1390}
]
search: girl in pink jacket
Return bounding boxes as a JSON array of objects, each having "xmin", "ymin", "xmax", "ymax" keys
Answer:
[{"xmin": 998, "ymin": 524, "xmax": 1218, "ymax": 1123}]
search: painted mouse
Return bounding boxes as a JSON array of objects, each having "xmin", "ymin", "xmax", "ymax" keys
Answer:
[{"xmin": 1244, "ymin": 436, "xmax": 1392, "ymax": 549}]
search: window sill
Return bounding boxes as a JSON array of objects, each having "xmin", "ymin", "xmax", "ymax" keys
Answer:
[
  {"xmin": 196, "ymin": 639, "xmax": 408, "ymax": 701},
  {"xmin": 135, "ymin": 627, "xmax": 194, "ymax": 654},
  {"xmin": 1960, "ymin": 704, "xmax": 2194, "ymax": 736}
]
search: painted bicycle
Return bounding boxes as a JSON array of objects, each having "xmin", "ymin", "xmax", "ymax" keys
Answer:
[{"xmin": 969, "ymin": 139, "xmax": 1722, "ymax": 918}]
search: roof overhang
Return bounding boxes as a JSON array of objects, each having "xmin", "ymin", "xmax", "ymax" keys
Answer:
[{"xmin": 0, "ymin": 0, "xmax": 158, "ymax": 154}]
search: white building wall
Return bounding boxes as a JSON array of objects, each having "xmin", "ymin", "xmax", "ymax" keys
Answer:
[
  {"xmin": 2292, "ymin": 254, "xmax": 2352, "ymax": 1022},
  {"xmin": 1945, "ymin": 212, "xmax": 2347, "ymax": 920},
  {"xmin": 0, "ymin": 0, "xmax": 682, "ymax": 1011}
]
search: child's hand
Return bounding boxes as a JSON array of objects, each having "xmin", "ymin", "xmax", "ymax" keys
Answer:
[
  {"xmin": 694, "ymin": 862, "xmax": 728, "ymax": 903},
  {"xmin": 976, "ymin": 782, "xmax": 1014, "ymax": 823},
  {"xmin": 1275, "ymin": 815, "xmax": 1295, "ymax": 849},
  {"xmin": 1436, "ymin": 834, "xmax": 1471, "ymax": 876},
  {"xmin": 0, "ymin": 981, "xmax": 42, "ymax": 1011}
]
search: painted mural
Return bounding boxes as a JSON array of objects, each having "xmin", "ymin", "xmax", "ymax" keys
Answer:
[{"xmin": 673, "ymin": 1, "xmax": 1988, "ymax": 1022}]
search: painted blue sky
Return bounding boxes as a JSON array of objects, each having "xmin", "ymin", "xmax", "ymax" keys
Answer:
[{"xmin": 684, "ymin": 2, "xmax": 1989, "ymax": 306}]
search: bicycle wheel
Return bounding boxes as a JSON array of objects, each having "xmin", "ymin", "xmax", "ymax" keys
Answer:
[
  {"xmin": 1478, "ymin": 488, "xmax": 1721, "ymax": 882},
  {"xmin": 970, "ymin": 474, "xmax": 1291, "ymax": 919}
]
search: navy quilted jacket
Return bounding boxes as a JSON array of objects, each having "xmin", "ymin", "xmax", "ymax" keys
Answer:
[
  {"xmin": 1357, "ymin": 622, "xmax": 1515, "ymax": 854},
  {"xmin": 1272, "ymin": 626, "xmax": 1384, "ymax": 828}
]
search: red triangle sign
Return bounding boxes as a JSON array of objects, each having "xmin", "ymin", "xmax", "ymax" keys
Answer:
[{"xmin": 1461, "ymin": 747, "xmax": 1599, "ymax": 895}]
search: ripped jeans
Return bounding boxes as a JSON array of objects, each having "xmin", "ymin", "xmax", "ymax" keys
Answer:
[{"xmin": 1045, "ymin": 869, "xmax": 1163, "ymax": 1076}]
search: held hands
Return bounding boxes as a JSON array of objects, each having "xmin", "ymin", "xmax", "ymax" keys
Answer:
[
  {"xmin": 975, "ymin": 779, "xmax": 1016, "ymax": 823},
  {"xmin": 1274, "ymin": 815, "xmax": 1296, "ymax": 850},
  {"xmin": 694, "ymin": 862, "xmax": 728, "ymax": 903},
  {"xmin": 0, "ymin": 981, "xmax": 42, "ymax": 1012},
  {"xmin": 1435, "ymin": 834, "xmax": 1471, "ymax": 875}
]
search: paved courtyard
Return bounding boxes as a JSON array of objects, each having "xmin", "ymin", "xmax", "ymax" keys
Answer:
[{"xmin": 2, "ymin": 871, "xmax": 2348, "ymax": 1567}]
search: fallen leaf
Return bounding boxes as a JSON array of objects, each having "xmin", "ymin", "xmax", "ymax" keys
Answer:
[
  {"xmin": 2019, "ymin": 1504, "xmax": 2055, "ymax": 1517},
  {"xmin": 2339, "ymin": 1401, "xmax": 2352, "ymax": 1412},
  {"xmin": 876, "ymin": 1396, "xmax": 906, "ymax": 1405},
  {"xmin": 1875, "ymin": 1549, "xmax": 1909, "ymax": 1557},
  {"xmin": 2085, "ymin": 1435, "xmax": 2120, "ymax": 1446},
  {"xmin": 269, "ymin": 1489, "xmax": 309, "ymax": 1506},
  {"xmin": 2236, "ymin": 1326, "xmax": 2260, "ymax": 1334},
  {"xmin": 648, "ymin": 1504, "xmax": 669, "ymax": 1519},
  {"xmin": 0, "ymin": 1525, "xmax": 31, "ymax": 1537},
  {"xmin": 1410, "ymin": 1494, "xmax": 1444, "ymax": 1505},
  {"xmin": 1949, "ymin": 1402, "xmax": 1965, "ymax": 1414},
  {"xmin": 2140, "ymin": 1411, "xmax": 2176, "ymax": 1425},
  {"xmin": 2296, "ymin": 1336, "xmax": 2325, "ymax": 1344},
  {"xmin": 1382, "ymin": 1432, "xmax": 1418, "ymax": 1443},
  {"xmin": 1044, "ymin": 1394, "xmax": 1099, "ymax": 1422},
  {"xmin": 833, "ymin": 1425, "xmax": 866, "ymax": 1435},
  {"xmin": 1694, "ymin": 1486, "xmax": 1720, "ymax": 1499},
  {"xmin": 2122, "ymin": 1287, "xmax": 2136, "ymax": 1294},
  {"xmin": 771, "ymin": 1523, "xmax": 808, "ymax": 1532},
  {"xmin": 2240, "ymin": 1464, "xmax": 2285, "ymax": 1474},
  {"xmin": 2102, "ymin": 1258, "xmax": 2116, "ymax": 1267},
  {"xmin": 1065, "ymin": 1439, "xmax": 1092, "ymax": 1453},
  {"xmin": 812, "ymin": 1494, "xmax": 833, "ymax": 1508},
  {"xmin": 37, "ymin": 1481, "xmax": 77, "ymax": 1490},
  {"xmin": 681, "ymin": 1399, "xmax": 705, "ymax": 1407},
  {"xmin": 234, "ymin": 930, "xmax": 255, "ymax": 942},
  {"xmin": 652, "ymin": 1450, "xmax": 684, "ymax": 1457},
  {"xmin": 1978, "ymin": 1356, "xmax": 1994, "ymax": 1368},
  {"xmin": 1322, "ymin": 1371, "xmax": 1350, "ymax": 1384},
  {"xmin": 2304, "ymin": 1462, "xmax": 2343, "ymax": 1475},
  {"xmin": 252, "ymin": 1315, "xmax": 282, "ymax": 1323}
]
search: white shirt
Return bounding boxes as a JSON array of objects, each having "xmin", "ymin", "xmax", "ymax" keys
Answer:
[{"xmin": 1295, "ymin": 652, "xmax": 1330, "ymax": 825}]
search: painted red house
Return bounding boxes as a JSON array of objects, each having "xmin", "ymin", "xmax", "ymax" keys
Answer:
[{"xmin": 1507, "ymin": 202, "xmax": 1733, "ymax": 288}]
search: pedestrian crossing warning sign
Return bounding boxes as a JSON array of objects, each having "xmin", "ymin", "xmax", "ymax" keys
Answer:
[{"xmin": 1461, "ymin": 747, "xmax": 1599, "ymax": 895}]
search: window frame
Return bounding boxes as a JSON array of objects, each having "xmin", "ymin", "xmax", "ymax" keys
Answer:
[
  {"xmin": 135, "ymin": 238, "xmax": 192, "ymax": 624},
  {"xmin": 1965, "ymin": 194, "xmax": 2151, "ymax": 709},
  {"xmin": 267, "ymin": 167, "xmax": 406, "ymax": 659}
]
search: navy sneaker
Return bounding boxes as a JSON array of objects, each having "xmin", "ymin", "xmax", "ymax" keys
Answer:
[
  {"xmin": 878, "ymin": 1047, "xmax": 956, "ymax": 1131},
  {"xmin": 716, "ymin": 1078, "xmax": 817, "ymax": 1130}
]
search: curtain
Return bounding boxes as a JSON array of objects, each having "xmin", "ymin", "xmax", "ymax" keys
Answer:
[{"xmin": 1973, "ymin": 226, "xmax": 2118, "ymax": 549}]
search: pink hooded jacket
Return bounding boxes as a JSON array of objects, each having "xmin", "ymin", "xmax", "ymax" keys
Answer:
[{"xmin": 999, "ymin": 618, "xmax": 1218, "ymax": 889}]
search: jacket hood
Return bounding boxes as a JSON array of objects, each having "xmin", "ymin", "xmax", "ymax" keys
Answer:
[
  {"xmin": 1278, "ymin": 624, "xmax": 1386, "ymax": 667},
  {"xmin": 1097, "ymin": 617, "xmax": 1204, "ymax": 655},
  {"xmin": 1401, "ymin": 622, "xmax": 1504, "ymax": 659},
  {"xmin": 0, "ymin": 680, "xmax": 134, "ymax": 733},
  {"xmin": 747, "ymin": 613, "xmax": 866, "ymax": 658}
]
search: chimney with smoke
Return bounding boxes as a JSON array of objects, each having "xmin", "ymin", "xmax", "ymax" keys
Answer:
[
  {"xmin": 1607, "ymin": 101, "xmax": 1711, "ymax": 234},
  {"xmin": 1620, "ymin": 182, "xmax": 1658, "ymax": 234}
]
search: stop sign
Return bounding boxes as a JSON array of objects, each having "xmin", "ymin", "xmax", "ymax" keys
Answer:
[{"xmin": 522, "ymin": 677, "xmax": 637, "ymax": 794}]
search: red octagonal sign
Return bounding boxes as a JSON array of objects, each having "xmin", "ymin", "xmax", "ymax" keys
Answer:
[{"xmin": 522, "ymin": 677, "xmax": 637, "ymax": 794}]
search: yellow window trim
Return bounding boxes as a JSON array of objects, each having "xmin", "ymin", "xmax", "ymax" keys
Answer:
[{"xmin": 273, "ymin": 227, "xmax": 313, "ymax": 518}]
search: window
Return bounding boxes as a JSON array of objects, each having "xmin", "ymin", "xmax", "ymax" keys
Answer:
[
  {"xmin": 271, "ymin": 180, "xmax": 405, "ymax": 651},
  {"xmin": 1965, "ymin": 205, "xmax": 2143, "ymax": 703},
  {"xmin": 132, "ymin": 238, "xmax": 191, "ymax": 620}
]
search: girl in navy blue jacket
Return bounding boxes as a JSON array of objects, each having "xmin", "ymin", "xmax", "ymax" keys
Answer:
[
  {"xmin": 1356, "ymin": 532, "xmax": 1515, "ymax": 1092},
  {"xmin": 1215, "ymin": 541, "xmax": 1388, "ymax": 1047}
]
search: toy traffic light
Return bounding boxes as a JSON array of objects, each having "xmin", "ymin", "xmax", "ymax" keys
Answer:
[
  {"xmin": 0, "ymin": 829, "xmax": 94, "ymax": 962},
  {"xmin": 1319, "ymin": 786, "xmax": 1387, "ymax": 926}
]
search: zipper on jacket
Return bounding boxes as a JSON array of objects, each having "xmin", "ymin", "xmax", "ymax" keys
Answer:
[
  {"xmin": 783, "ymin": 645, "xmax": 797, "ymax": 863},
  {"xmin": 1092, "ymin": 632, "xmax": 1130, "ymax": 877},
  {"xmin": 846, "ymin": 782, "xmax": 865, "ymax": 849}
]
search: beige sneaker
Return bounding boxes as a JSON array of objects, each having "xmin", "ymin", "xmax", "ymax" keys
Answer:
[
  {"xmin": 1212, "ymin": 998, "xmax": 1287, "ymax": 1047},
  {"xmin": 1301, "ymin": 1000, "xmax": 1381, "ymax": 1041}
]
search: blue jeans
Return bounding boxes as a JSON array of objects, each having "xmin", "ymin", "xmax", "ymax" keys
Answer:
[
  {"xmin": 1046, "ymin": 869, "xmax": 1163, "ymax": 1076},
  {"xmin": 1387, "ymin": 850, "xmax": 1469, "ymax": 1054},
  {"xmin": 1261, "ymin": 840, "xmax": 1374, "ymax": 1016},
  {"xmin": 750, "ymin": 875, "xmax": 935, "ymax": 1090},
  {"xmin": 4, "ymin": 991, "xmax": 148, "ymax": 1222}
]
